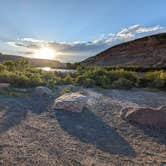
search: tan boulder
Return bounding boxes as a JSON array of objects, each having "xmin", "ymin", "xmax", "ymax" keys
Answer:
[
  {"xmin": 120, "ymin": 106, "xmax": 166, "ymax": 128},
  {"xmin": 52, "ymin": 92, "xmax": 88, "ymax": 113}
]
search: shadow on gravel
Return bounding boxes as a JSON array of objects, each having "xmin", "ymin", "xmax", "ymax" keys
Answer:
[
  {"xmin": 54, "ymin": 109, "xmax": 136, "ymax": 157},
  {"xmin": 0, "ymin": 106, "xmax": 27, "ymax": 133},
  {"xmin": 0, "ymin": 94, "xmax": 53, "ymax": 134},
  {"xmin": 132, "ymin": 123, "xmax": 166, "ymax": 145}
]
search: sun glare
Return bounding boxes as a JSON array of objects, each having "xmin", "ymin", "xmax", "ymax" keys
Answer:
[{"xmin": 34, "ymin": 47, "xmax": 56, "ymax": 60}]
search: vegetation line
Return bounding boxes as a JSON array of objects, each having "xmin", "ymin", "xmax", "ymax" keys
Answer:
[{"xmin": 0, "ymin": 60, "xmax": 166, "ymax": 90}]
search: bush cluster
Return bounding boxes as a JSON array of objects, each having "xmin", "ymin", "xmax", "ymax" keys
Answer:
[
  {"xmin": 75, "ymin": 67, "xmax": 137, "ymax": 89},
  {"xmin": 0, "ymin": 60, "xmax": 75, "ymax": 88},
  {"xmin": 1, "ymin": 60, "xmax": 166, "ymax": 90},
  {"xmin": 0, "ymin": 68, "xmax": 44, "ymax": 87},
  {"xmin": 145, "ymin": 71, "xmax": 166, "ymax": 89}
]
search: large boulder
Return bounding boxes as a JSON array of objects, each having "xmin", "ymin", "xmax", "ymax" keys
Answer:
[
  {"xmin": 120, "ymin": 106, "xmax": 166, "ymax": 128},
  {"xmin": 52, "ymin": 92, "xmax": 88, "ymax": 113},
  {"xmin": 35, "ymin": 86, "xmax": 52, "ymax": 96},
  {"xmin": 0, "ymin": 83, "xmax": 10, "ymax": 89}
]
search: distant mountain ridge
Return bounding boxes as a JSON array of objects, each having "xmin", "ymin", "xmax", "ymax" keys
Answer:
[
  {"xmin": 82, "ymin": 33, "xmax": 166, "ymax": 67},
  {"xmin": 0, "ymin": 54, "xmax": 66, "ymax": 68}
]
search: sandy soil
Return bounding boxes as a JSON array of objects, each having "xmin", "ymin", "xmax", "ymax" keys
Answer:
[{"xmin": 0, "ymin": 88, "xmax": 166, "ymax": 166}]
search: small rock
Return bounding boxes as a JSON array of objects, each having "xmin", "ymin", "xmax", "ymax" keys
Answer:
[
  {"xmin": 157, "ymin": 105, "xmax": 166, "ymax": 112},
  {"xmin": 13, "ymin": 88, "xmax": 28, "ymax": 92},
  {"xmin": 120, "ymin": 106, "xmax": 166, "ymax": 128},
  {"xmin": 83, "ymin": 89, "xmax": 103, "ymax": 108},
  {"xmin": 0, "ymin": 83, "xmax": 10, "ymax": 89},
  {"xmin": 35, "ymin": 86, "xmax": 52, "ymax": 96},
  {"xmin": 52, "ymin": 92, "xmax": 88, "ymax": 113}
]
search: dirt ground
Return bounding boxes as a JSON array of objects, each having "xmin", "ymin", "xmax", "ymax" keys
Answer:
[{"xmin": 0, "ymin": 88, "xmax": 166, "ymax": 166}]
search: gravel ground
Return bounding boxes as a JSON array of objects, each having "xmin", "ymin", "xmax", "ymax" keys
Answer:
[
  {"xmin": 101, "ymin": 88, "xmax": 166, "ymax": 108},
  {"xmin": 0, "ymin": 88, "xmax": 166, "ymax": 166}
]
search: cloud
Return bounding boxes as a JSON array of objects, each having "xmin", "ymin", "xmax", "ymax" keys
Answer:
[
  {"xmin": 6, "ymin": 24, "xmax": 166, "ymax": 62},
  {"xmin": 116, "ymin": 24, "xmax": 164, "ymax": 40},
  {"xmin": 20, "ymin": 38, "xmax": 49, "ymax": 43},
  {"xmin": 136, "ymin": 25, "xmax": 163, "ymax": 33},
  {"xmin": 7, "ymin": 42, "xmax": 21, "ymax": 47},
  {"xmin": 7, "ymin": 41, "xmax": 42, "ymax": 49},
  {"xmin": 16, "ymin": 51, "xmax": 33, "ymax": 55}
]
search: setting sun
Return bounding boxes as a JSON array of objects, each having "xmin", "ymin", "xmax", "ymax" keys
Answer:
[{"xmin": 34, "ymin": 47, "xmax": 56, "ymax": 60}]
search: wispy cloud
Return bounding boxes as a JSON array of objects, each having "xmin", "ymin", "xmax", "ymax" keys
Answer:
[
  {"xmin": 6, "ymin": 24, "xmax": 166, "ymax": 62},
  {"xmin": 135, "ymin": 25, "xmax": 163, "ymax": 33},
  {"xmin": 20, "ymin": 38, "xmax": 48, "ymax": 43},
  {"xmin": 7, "ymin": 41, "xmax": 41, "ymax": 49},
  {"xmin": 7, "ymin": 42, "xmax": 21, "ymax": 47}
]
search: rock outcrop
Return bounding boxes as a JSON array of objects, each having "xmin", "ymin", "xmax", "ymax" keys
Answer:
[
  {"xmin": 52, "ymin": 92, "xmax": 88, "ymax": 112},
  {"xmin": 82, "ymin": 33, "xmax": 166, "ymax": 67},
  {"xmin": 120, "ymin": 106, "xmax": 166, "ymax": 128}
]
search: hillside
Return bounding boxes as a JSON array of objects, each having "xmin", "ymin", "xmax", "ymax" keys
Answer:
[
  {"xmin": 0, "ymin": 53, "xmax": 66, "ymax": 68},
  {"xmin": 82, "ymin": 33, "xmax": 166, "ymax": 67}
]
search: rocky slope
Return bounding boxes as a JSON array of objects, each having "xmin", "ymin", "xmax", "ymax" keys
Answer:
[
  {"xmin": 0, "ymin": 54, "xmax": 66, "ymax": 68},
  {"xmin": 82, "ymin": 33, "xmax": 166, "ymax": 67}
]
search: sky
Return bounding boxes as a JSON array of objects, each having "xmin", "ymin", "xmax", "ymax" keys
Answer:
[{"xmin": 0, "ymin": 0, "xmax": 166, "ymax": 62}]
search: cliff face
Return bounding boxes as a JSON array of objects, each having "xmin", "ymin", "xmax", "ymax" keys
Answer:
[{"xmin": 82, "ymin": 33, "xmax": 166, "ymax": 67}]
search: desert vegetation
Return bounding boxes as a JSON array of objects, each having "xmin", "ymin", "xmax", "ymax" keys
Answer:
[
  {"xmin": 1, "ymin": 59, "xmax": 166, "ymax": 90},
  {"xmin": 75, "ymin": 65, "xmax": 166, "ymax": 89}
]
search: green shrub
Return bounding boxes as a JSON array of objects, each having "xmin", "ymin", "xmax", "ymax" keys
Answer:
[
  {"xmin": 63, "ymin": 74, "xmax": 73, "ymax": 84},
  {"xmin": 146, "ymin": 71, "xmax": 166, "ymax": 89},
  {"xmin": 47, "ymin": 78, "xmax": 57, "ymax": 89},
  {"xmin": 60, "ymin": 85, "xmax": 73, "ymax": 95},
  {"xmin": 3, "ymin": 61, "xmax": 16, "ymax": 71},
  {"xmin": 75, "ymin": 75, "xmax": 94, "ymax": 87},
  {"xmin": 75, "ymin": 75, "xmax": 86, "ymax": 84},
  {"xmin": 111, "ymin": 78, "xmax": 133, "ymax": 89},
  {"xmin": 0, "ymin": 70, "xmax": 44, "ymax": 87},
  {"xmin": 0, "ymin": 64, "xmax": 6, "ymax": 72},
  {"xmin": 82, "ymin": 78, "xmax": 95, "ymax": 88},
  {"xmin": 74, "ymin": 67, "xmax": 137, "ymax": 89},
  {"xmin": 0, "ymin": 70, "xmax": 15, "ymax": 83},
  {"xmin": 101, "ymin": 75, "xmax": 111, "ymax": 88},
  {"xmin": 150, "ymin": 79, "xmax": 166, "ymax": 89},
  {"xmin": 136, "ymin": 78, "xmax": 148, "ymax": 87},
  {"xmin": 2, "ymin": 59, "xmax": 166, "ymax": 90},
  {"xmin": 28, "ymin": 74, "xmax": 44, "ymax": 87},
  {"xmin": 12, "ymin": 73, "xmax": 30, "ymax": 87}
]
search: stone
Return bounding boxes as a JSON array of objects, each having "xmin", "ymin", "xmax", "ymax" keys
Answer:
[
  {"xmin": 35, "ymin": 86, "xmax": 52, "ymax": 96},
  {"xmin": 0, "ymin": 83, "xmax": 10, "ymax": 89},
  {"xmin": 120, "ymin": 106, "xmax": 166, "ymax": 128},
  {"xmin": 52, "ymin": 92, "xmax": 88, "ymax": 113}
]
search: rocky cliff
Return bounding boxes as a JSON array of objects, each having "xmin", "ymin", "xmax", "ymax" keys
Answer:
[{"xmin": 82, "ymin": 33, "xmax": 166, "ymax": 67}]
